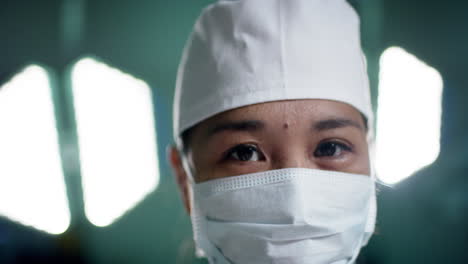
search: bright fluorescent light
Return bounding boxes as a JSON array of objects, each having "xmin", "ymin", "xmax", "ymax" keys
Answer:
[
  {"xmin": 376, "ymin": 47, "xmax": 443, "ymax": 184},
  {"xmin": 72, "ymin": 57, "xmax": 159, "ymax": 227},
  {"xmin": 0, "ymin": 65, "xmax": 70, "ymax": 234}
]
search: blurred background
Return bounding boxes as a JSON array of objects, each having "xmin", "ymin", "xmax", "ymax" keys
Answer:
[{"xmin": 0, "ymin": 0, "xmax": 467, "ymax": 263}]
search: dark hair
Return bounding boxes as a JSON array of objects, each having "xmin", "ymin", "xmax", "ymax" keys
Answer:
[{"xmin": 179, "ymin": 126, "xmax": 194, "ymax": 154}]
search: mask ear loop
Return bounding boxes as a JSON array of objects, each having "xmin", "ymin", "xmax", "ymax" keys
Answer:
[
  {"xmin": 363, "ymin": 114, "xmax": 378, "ymax": 245},
  {"xmin": 175, "ymin": 138, "xmax": 196, "ymax": 185},
  {"xmin": 176, "ymin": 141, "xmax": 232, "ymax": 263},
  {"xmin": 175, "ymin": 140, "xmax": 210, "ymax": 258}
]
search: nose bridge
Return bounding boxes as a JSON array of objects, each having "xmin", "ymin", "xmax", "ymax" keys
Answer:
[{"xmin": 271, "ymin": 143, "xmax": 317, "ymax": 170}]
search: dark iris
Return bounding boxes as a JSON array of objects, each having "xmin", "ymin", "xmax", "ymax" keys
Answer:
[
  {"xmin": 314, "ymin": 141, "xmax": 351, "ymax": 157},
  {"xmin": 228, "ymin": 144, "xmax": 259, "ymax": 161}
]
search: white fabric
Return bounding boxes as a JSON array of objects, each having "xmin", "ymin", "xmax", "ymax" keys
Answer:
[
  {"xmin": 190, "ymin": 168, "xmax": 376, "ymax": 264},
  {"xmin": 173, "ymin": 0, "xmax": 377, "ymax": 262},
  {"xmin": 173, "ymin": 0, "xmax": 373, "ymax": 140}
]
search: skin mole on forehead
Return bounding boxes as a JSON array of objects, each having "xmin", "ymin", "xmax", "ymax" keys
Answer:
[{"xmin": 283, "ymin": 123, "xmax": 289, "ymax": 129}]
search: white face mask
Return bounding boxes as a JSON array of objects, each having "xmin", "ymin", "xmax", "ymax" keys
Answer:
[{"xmin": 189, "ymin": 168, "xmax": 376, "ymax": 264}]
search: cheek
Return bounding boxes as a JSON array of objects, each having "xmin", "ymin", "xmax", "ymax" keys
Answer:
[
  {"xmin": 190, "ymin": 149, "xmax": 220, "ymax": 182},
  {"xmin": 190, "ymin": 142, "xmax": 266, "ymax": 182},
  {"xmin": 354, "ymin": 147, "xmax": 371, "ymax": 175},
  {"xmin": 344, "ymin": 142, "xmax": 370, "ymax": 176}
]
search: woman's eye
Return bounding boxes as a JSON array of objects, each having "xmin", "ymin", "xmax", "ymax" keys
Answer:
[
  {"xmin": 314, "ymin": 141, "xmax": 352, "ymax": 158},
  {"xmin": 226, "ymin": 144, "xmax": 262, "ymax": 162}
]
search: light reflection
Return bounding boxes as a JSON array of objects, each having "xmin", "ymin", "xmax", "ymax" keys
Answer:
[
  {"xmin": 376, "ymin": 47, "xmax": 443, "ymax": 184},
  {"xmin": 72, "ymin": 57, "xmax": 159, "ymax": 227},
  {"xmin": 0, "ymin": 65, "xmax": 70, "ymax": 234}
]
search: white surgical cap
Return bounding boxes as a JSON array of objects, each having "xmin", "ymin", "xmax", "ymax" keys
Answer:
[{"xmin": 173, "ymin": 0, "xmax": 373, "ymax": 141}]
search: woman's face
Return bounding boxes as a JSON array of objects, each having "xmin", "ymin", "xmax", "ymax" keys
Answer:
[{"xmin": 183, "ymin": 99, "xmax": 370, "ymax": 183}]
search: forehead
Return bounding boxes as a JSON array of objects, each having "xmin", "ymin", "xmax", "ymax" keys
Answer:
[{"xmin": 190, "ymin": 99, "xmax": 366, "ymax": 137}]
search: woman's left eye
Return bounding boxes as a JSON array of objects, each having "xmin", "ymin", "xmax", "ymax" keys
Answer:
[{"xmin": 313, "ymin": 141, "xmax": 352, "ymax": 158}]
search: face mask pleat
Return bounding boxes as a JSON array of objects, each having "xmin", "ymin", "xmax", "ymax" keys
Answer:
[{"xmin": 191, "ymin": 168, "xmax": 374, "ymax": 264}]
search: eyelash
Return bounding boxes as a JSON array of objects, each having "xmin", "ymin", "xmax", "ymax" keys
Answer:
[
  {"xmin": 313, "ymin": 140, "xmax": 353, "ymax": 158},
  {"xmin": 223, "ymin": 144, "xmax": 263, "ymax": 162},
  {"xmin": 223, "ymin": 140, "xmax": 353, "ymax": 163}
]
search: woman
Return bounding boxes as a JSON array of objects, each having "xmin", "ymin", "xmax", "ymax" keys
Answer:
[{"xmin": 169, "ymin": 0, "xmax": 376, "ymax": 263}]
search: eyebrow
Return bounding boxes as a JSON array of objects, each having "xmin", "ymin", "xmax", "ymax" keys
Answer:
[
  {"xmin": 206, "ymin": 120, "xmax": 265, "ymax": 138},
  {"xmin": 204, "ymin": 118, "xmax": 362, "ymax": 140},
  {"xmin": 313, "ymin": 118, "xmax": 363, "ymax": 131}
]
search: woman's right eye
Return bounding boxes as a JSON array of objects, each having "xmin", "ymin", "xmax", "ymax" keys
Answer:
[{"xmin": 225, "ymin": 144, "xmax": 263, "ymax": 162}]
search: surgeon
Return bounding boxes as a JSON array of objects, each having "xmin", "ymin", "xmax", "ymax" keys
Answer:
[{"xmin": 169, "ymin": 0, "xmax": 377, "ymax": 263}]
